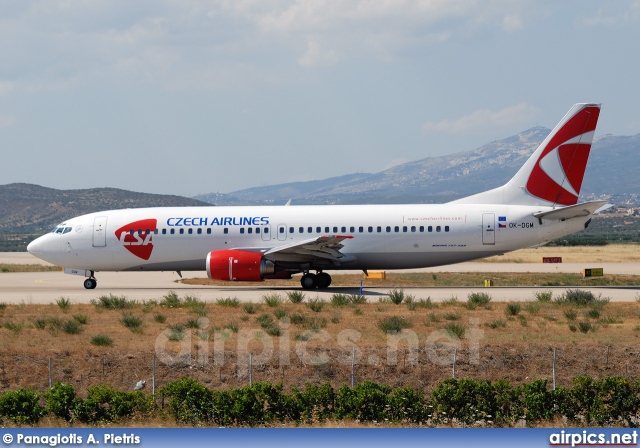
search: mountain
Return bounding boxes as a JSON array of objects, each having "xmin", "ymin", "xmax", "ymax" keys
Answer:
[
  {"xmin": 193, "ymin": 128, "xmax": 640, "ymax": 206},
  {"xmin": 0, "ymin": 183, "xmax": 208, "ymax": 235}
]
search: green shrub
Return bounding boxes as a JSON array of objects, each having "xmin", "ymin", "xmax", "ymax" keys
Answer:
[
  {"xmin": 92, "ymin": 294, "xmax": 135, "ymax": 309},
  {"xmin": 0, "ymin": 387, "xmax": 45, "ymax": 424},
  {"xmin": 534, "ymin": 290, "xmax": 553, "ymax": 302},
  {"xmin": 120, "ymin": 313, "xmax": 143, "ymax": 332},
  {"xmin": 160, "ymin": 291, "xmax": 182, "ymax": 308},
  {"xmin": 153, "ymin": 314, "xmax": 167, "ymax": 323},
  {"xmin": 263, "ymin": 294, "xmax": 282, "ymax": 307},
  {"xmin": 56, "ymin": 297, "xmax": 72, "ymax": 312},
  {"xmin": 335, "ymin": 382, "xmax": 392, "ymax": 422},
  {"xmin": 286, "ymin": 291, "xmax": 305, "ymax": 304},
  {"xmin": 216, "ymin": 297, "xmax": 240, "ymax": 307},
  {"xmin": 90, "ymin": 334, "xmax": 113, "ymax": 347},
  {"xmin": 564, "ymin": 309, "xmax": 577, "ymax": 321},
  {"xmin": 72, "ymin": 314, "xmax": 88, "ymax": 324},
  {"xmin": 162, "ymin": 377, "xmax": 216, "ymax": 425},
  {"xmin": 243, "ymin": 303, "xmax": 261, "ymax": 314},
  {"xmin": 378, "ymin": 316, "xmax": 411, "ymax": 333},
  {"xmin": 444, "ymin": 322, "xmax": 465, "ymax": 338},
  {"xmin": 44, "ymin": 382, "xmax": 76, "ymax": 421},
  {"xmin": 467, "ymin": 292, "xmax": 492, "ymax": 309},
  {"xmin": 307, "ymin": 298, "xmax": 326, "ymax": 313},
  {"xmin": 72, "ymin": 385, "xmax": 151, "ymax": 423},
  {"xmin": 556, "ymin": 289, "xmax": 609, "ymax": 307},
  {"xmin": 388, "ymin": 289, "xmax": 411, "ymax": 305},
  {"xmin": 505, "ymin": 303, "xmax": 521, "ymax": 316},
  {"xmin": 63, "ymin": 319, "xmax": 83, "ymax": 335}
]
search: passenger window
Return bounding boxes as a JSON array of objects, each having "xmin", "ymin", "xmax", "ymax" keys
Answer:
[
  {"xmin": 411, "ymin": 226, "xmax": 416, "ymax": 232},
  {"xmin": 403, "ymin": 226, "xmax": 407, "ymax": 232},
  {"xmin": 240, "ymin": 228, "xmax": 245, "ymax": 234},
  {"xmin": 445, "ymin": 226, "xmax": 450, "ymax": 232},
  {"xmin": 341, "ymin": 227, "xmax": 346, "ymax": 233},
  {"xmin": 279, "ymin": 227, "xmax": 285, "ymax": 234},
  {"xmin": 359, "ymin": 226, "xmax": 364, "ymax": 233},
  {"xmin": 316, "ymin": 227, "xmax": 321, "ymax": 233},
  {"xmin": 377, "ymin": 226, "xmax": 382, "ymax": 233},
  {"xmin": 299, "ymin": 227, "xmax": 304, "ymax": 233},
  {"xmin": 162, "ymin": 229, "xmax": 167, "ymax": 235},
  {"xmin": 224, "ymin": 228, "xmax": 229, "ymax": 234},
  {"xmin": 248, "ymin": 228, "xmax": 252, "ymax": 234},
  {"xmin": 350, "ymin": 226, "xmax": 355, "ymax": 233},
  {"xmin": 170, "ymin": 229, "xmax": 175, "ymax": 235},
  {"xmin": 256, "ymin": 228, "xmax": 261, "ymax": 234},
  {"xmin": 436, "ymin": 226, "xmax": 441, "ymax": 232},
  {"xmin": 333, "ymin": 226, "xmax": 338, "ymax": 233},
  {"xmin": 188, "ymin": 228, "xmax": 193, "ymax": 234},
  {"xmin": 197, "ymin": 228, "xmax": 202, "ymax": 235},
  {"xmin": 386, "ymin": 226, "xmax": 391, "ymax": 232},
  {"xmin": 179, "ymin": 229, "xmax": 184, "ymax": 234},
  {"xmin": 325, "ymin": 227, "xmax": 330, "ymax": 233},
  {"xmin": 428, "ymin": 226, "xmax": 433, "ymax": 232},
  {"xmin": 394, "ymin": 226, "xmax": 399, "ymax": 232},
  {"xmin": 289, "ymin": 227, "xmax": 294, "ymax": 233},
  {"xmin": 207, "ymin": 228, "xmax": 211, "ymax": 234},
  {"xmin": 308, "ymin": 227, "xmax": 312, "ymax": 233},
  {"xmin": 264, "ymin": 228, "xmax": 269, "ymax": 234}
]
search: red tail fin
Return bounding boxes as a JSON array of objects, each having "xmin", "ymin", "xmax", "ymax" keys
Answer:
[{"xmin": 525, "ymin": 104, "xmax": 600, "ymax": 206}]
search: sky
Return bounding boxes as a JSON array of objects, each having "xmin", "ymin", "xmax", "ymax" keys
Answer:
[{"xmin": 1, "ymin": 1, "xmax": 639, "ymax": 197}]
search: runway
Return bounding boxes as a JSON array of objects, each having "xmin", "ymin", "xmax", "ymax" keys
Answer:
[{"xmin": 2, "ymin": 253, "xmax": 639, "ymax": 304}]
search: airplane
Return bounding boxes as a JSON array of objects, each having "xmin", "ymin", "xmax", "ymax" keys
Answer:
[{"xmin": 28, "ymin": 103, "xmax": 606, "ymax": 290}]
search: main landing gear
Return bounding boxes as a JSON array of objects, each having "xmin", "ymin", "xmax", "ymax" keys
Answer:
[
  {"xmin": 83, "ymin": 274, "xmax": 97, "ymax": 290},
  {"xmin": 300, "ymin": 271, "xmax": 332, "ymax": 290}
]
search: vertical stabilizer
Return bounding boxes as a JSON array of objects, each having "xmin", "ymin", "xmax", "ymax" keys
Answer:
[{"xmin": 451, "ymin": 103, "xmax": 601, "ymax": 206}]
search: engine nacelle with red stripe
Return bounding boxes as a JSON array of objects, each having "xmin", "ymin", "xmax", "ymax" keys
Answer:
[{"xmin": 206, "ymin": 249, "xmax": 275, "ymax": 282}]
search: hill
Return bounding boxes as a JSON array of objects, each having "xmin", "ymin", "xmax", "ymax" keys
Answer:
[
  {"xmin": 193, "ymin": 128, "xmax": 640, "ymax": 205},
  {"xmin": 0, "ymin": 184, "xmax": 208, "ymax": 251}
]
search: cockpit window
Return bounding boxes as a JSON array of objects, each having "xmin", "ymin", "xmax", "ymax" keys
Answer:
[
  {"xmin": 55, "ymin": 227, "xmax": 64, "ymax": 234},
  {"xmin": 63, "ymin": 227, "xmax": 72, "ymax": 234}
]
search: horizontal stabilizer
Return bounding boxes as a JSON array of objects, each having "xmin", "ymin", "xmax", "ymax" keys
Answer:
[{"xmin": 533, "ymin": 201, "xmax": 609, "ymax": 220}]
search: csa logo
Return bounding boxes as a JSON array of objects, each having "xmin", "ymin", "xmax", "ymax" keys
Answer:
[{"xmin": 115, "ymin": 219, "xmax": 157, "ymax": 260}]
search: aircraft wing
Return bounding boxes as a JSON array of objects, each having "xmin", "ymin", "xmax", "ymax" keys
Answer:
[
  {"xmin": 533, "ymin": 201, "xmax": 609, "ymax": 220},
  {"xmin": 260, "ymin": 234, "xmax": 355, "ymax": 265}
]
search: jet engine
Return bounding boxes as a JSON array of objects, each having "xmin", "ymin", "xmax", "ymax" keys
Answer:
[{"xmin": 206, "ymin": 249, "xmax": 275, "ymax": 282}]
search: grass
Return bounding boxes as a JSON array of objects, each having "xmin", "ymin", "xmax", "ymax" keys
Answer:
[
  {"xmin": 92, "ymin": 294, "xmax": 136, "ymax": 310},
  {"xmin": 307, "ymin": 298, "xmax": 326, "ymax": 313},
  {"xmin": 263, "ymin": 294, "xmax": 282, "ymax": 307},
  {"xmin": 90, "ymin": 335, "xmax": 113, "ymax": 347},
  {"xmin": 55, "ymin": 297, "xmax": 72, "ymax": 312},
  {"xmin": 378, "ymin": 316, "xmax": 411, "ymax": 333},
  {"xmin": 286, "ymin": 291, "xmax": 305, "ymax": 304},
  {"xmin": 120, "ymin": 313, "xmax": 143, "ymax": 332},
  {"xmin": 217, "ymin": 297, "xmax": 240, "ymax": 307}
]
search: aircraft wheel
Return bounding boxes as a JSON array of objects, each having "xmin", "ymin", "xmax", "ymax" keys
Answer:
[
  {"xmin": 316, "ymin": 272, "xmax": 332, "ymax": 289},
  {"xmin": 300, "ymin": 273, "xmax": 317, "ymax": 289},
  {"xmin": 84, "ymin": 278, "xmax": 97, "ymax": 289}
]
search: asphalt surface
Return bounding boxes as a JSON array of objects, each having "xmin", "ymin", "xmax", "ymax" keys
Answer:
[{"xmin": 2, "ymin": 253, "xmax": 639, "ymax": 304}]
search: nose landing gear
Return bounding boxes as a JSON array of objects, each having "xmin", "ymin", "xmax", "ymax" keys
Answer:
[{"xmin": 83, "ymin": 275, "xmax": 97, "ymax": 289}]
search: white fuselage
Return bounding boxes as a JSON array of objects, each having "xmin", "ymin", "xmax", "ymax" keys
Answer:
[{"xmin": 27, "ymin": 203, "xmax": 588, "ymax": 272}]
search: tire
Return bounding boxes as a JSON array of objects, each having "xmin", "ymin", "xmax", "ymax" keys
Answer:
[
  {"xmin": 300, "ymin": 273, "xmax": 317, "ymax": 289},
  {"xmin": 316, "ymin": 272, "xmax": 332, "ymax": 289},
  {"xmin": 84, "ymin": 278, "xmax": 97, "ymax": 289}
]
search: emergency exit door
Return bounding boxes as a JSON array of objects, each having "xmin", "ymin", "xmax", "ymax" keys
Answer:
[{"xmin": 93, "ymin": 216, "xmax": 107, "ymax": 247}]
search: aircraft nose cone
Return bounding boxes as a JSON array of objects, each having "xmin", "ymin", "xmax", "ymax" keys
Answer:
[{"xmin": 27, "ymin": 238, "xmax": 43, "ymax": 256}]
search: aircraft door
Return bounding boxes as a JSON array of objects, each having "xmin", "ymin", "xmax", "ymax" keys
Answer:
[
  {"xmin": 261, "ymin": 225, "xmax": 271, "ymax": 241},
  {"xmin": 277, "ymin": 224, "xmax": 287, "ymax": 241},
  {"xmin": 93, "ymin": 216, "xmax": 108, "ymax": 247},
  {"xmin": 482, "ymin": 213, "xmax": 495, "ymax": 245}
]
